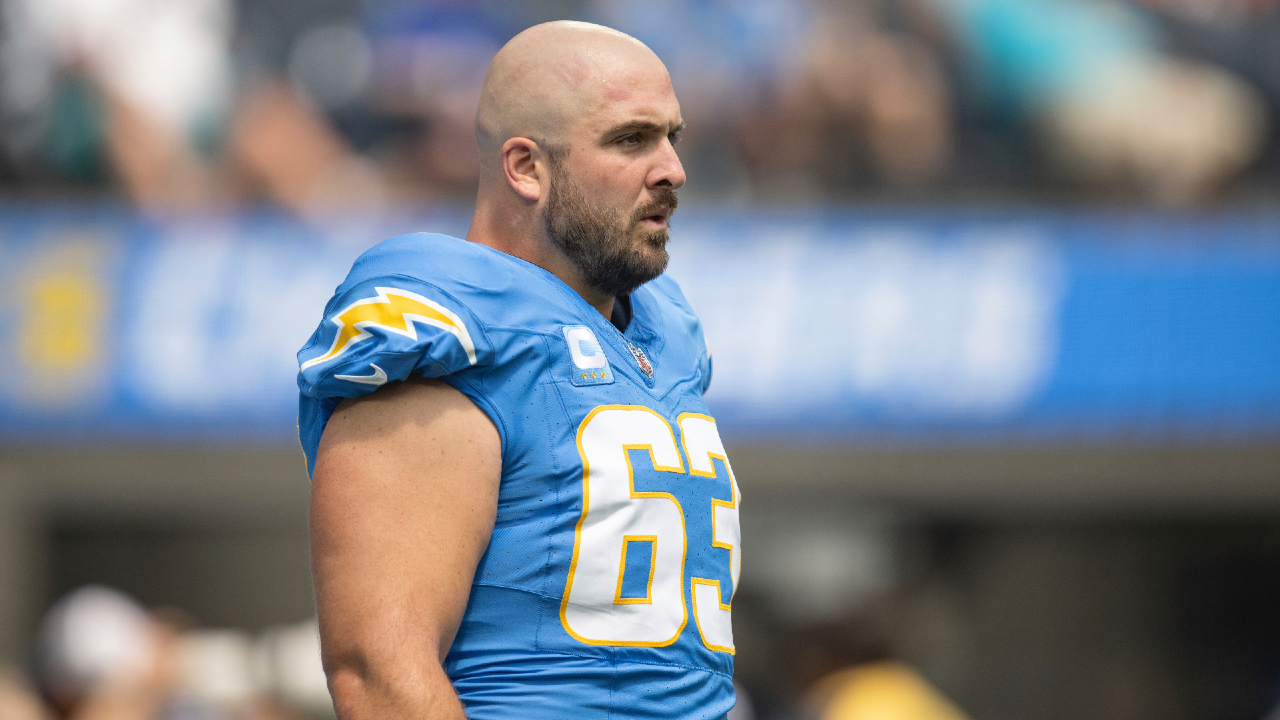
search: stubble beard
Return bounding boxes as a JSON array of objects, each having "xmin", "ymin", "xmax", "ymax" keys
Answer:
[{"xmin": 542, "ymin": 158, "xmax": 677, "ymax": 298}]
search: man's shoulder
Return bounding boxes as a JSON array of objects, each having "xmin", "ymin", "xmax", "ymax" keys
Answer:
[
  {"xmin": 637, "ymin": 273, "xmax": 713, "ymax": 392},
  {"xmin": 640, "ymin": 273, "xmax": 704, "ymax": 337},
  {"xmin": 297, "ymin": 234, "xmax": 517, "ymax": 403},
  {"xmin": 297, "ymin": 233, "xmax": 576, "ymax": 403},
  {"xmin": 335, "ymin": 232, "xmax": 576, "ymax": 330},
  {"xmin": 346, "ymin": 233, "xmax": 516, "ymax": 294},
  {"xmin": 642, "ymin": 273, "xmax": 695, "ymax": 314}
]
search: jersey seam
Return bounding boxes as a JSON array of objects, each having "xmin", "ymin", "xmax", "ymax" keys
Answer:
[
  {"xmin": 599, "ymin": 655, "xmax": 733, "ymax": 679},
  {"xmin": 533, "ymin": 365, "xmax": 576, "ymax": 655},
  {"xmin": 445, "ymin": 375, "xmax": 510, "ymax": 459},
  {"xmin": 626, "ymin": 285, "xmax": 666, "ymax": 358},
  {"xmin": 606, "ymin": 657, "xmax": 618, "ymax": 720},
  {"xmin": 650, "ymin": 371, "xmax": 706, "ymax": 403},
  {"xmin": 535, "ymin": 335, "xmax": 563, "ymax": 654}
]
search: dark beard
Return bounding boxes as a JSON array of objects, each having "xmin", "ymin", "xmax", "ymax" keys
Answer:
[{"xmin": 542, "ymin": 163, "xmax": 677, "ymax": 298}]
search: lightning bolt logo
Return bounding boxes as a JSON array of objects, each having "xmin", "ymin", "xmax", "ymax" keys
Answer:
[{"xmin": 300, "ymin": 286, "xmax": 477, "ymax": 372}]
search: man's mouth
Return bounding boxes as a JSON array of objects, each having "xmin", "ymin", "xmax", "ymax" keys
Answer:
[{"xmin": 635, "ymin": 206, "xmax": 673, "ymax": 231}]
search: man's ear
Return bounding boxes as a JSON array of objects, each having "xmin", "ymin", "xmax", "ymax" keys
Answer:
[{"xmin": 501, "ymin": 138, "xmax": 547, "ymax": 203}]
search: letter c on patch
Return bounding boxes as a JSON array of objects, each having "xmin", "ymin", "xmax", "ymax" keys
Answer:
[{"xmin": 564, "ymin": 326, "xmax": 608, "ymax": 370}]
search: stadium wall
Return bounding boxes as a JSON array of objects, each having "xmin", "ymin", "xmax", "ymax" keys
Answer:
[{"xmin": 0, "ymin": 206, "xmax": 1276, "ymax": 443}]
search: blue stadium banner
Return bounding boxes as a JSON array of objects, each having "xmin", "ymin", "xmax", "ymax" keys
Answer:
[{"xmin": 0, "ymin": 206, "xmax": 1276, "ymax": 444}]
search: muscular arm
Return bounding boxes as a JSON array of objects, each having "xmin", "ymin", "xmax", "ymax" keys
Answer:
[{"xmin": 310, "ymin": 377, "xmax": 501, "ymax": 720}]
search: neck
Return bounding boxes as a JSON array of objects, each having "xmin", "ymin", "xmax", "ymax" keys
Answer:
[{"xmin": 467, "ymin": 199, "xmax": 615, "ymax": 319}]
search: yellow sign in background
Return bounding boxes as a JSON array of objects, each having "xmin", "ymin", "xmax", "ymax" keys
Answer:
[{"xmin": 15, "ymin": 235, "xmax": 113, "ymax": 406}]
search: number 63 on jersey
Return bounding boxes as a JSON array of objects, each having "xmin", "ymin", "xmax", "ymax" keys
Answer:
[{"xmin": 561, "ymin": 405, "xmax": 741, "ymax": 654}]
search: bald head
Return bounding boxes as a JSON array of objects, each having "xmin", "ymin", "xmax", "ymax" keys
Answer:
[
  {"xmin": 467, "ymin": 21, "xmax": 685, "ymax": 312},
  {"xmin": 475, "ymin": 21, "xmax": 672, "ymax": 174}
]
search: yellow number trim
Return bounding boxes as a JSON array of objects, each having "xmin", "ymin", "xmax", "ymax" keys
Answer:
[
  {"xmin": 679, "ymin": 412, "xmax": 723, "ymax": 479},
  {"xmin": 680, "ymin": 409, "xmax": 742, "ymax": 556},
  {"xmin": 561, "ymin": 405, "xmax": 688, "ymax": 647},
  {"xmin": 613, "ymin": 535, "xmax": 658, "ymax": 605},
  {"xmin": 678, "ymin": 412, "xmax": 739, "ymax": 654},
  {"xmin": 690, "ymin": 578, "xmax": 735, "ymax": 654}
]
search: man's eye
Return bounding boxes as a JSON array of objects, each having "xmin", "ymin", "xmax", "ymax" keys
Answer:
[
  {"xmin": 617, "ymin": 134, "xmax": 641, "ymax": 146},
  {"xmin": 668, "ymin": 131, "xmax": 682, "ymax": 145}
]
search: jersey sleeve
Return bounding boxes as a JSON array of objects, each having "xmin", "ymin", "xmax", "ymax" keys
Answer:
[{"xmin": 296, "ymin": 275, "xmax": 489, "ymax": 401}]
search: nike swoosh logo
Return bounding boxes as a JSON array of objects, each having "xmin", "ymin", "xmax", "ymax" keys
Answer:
[{"xmin": 335, "ymin": 364, "xmax": 388, "ymax": 386}]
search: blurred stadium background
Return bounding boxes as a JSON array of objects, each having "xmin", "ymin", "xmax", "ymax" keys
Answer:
[{"xmin": 0, "ymin": 0, "xmax": 1278, "ymax": 718}]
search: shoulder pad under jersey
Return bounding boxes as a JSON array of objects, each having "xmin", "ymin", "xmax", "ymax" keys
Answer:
[{"xmin": 296, "ymin": 233, "xmax": 495, "ymax": 401}]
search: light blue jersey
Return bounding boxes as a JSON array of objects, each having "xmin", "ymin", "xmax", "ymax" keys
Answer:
[{"xmin": 298, "ymin": 234, "xmax": 739, "ymax": 719}]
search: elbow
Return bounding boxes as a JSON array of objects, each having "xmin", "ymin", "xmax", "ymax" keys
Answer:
[
  {"xmin": 326, "ymin": 663, "xmax": 369, "ymax": 720},
  {"xmin": 323, "ymin": 647, "xmax": 457, "ymax": 718}
]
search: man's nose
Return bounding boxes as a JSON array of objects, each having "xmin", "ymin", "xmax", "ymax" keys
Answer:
[{"xmin": 650, "ymin": 139, "xmax": 686, "ymax": 190}]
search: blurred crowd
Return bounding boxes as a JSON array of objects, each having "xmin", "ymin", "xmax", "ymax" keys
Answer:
[
  {"xmin": 0, "ymin": 0, "xmax": 1276, "ymax": 215},
  {"xmin": 0, "ymin": 585, "xmax": 973, "ymax": 720},
  {"xmin": 0, "ymin": 586, "xmax": 331, "ymax": 720},
  {"xmin": 10, "ymin": 569, "xmax": 1280, "ymax": 720}
]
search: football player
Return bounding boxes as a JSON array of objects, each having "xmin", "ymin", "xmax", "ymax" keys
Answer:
[{"xmin": 298, "ymin": 21, "xmax": 740, "ymax": 720}]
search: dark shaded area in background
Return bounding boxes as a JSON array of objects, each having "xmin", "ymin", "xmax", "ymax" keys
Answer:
[
  {"xmin": 47, "ymin": 519, "xmax": 314, "ymax": 632},
  {"xmin": 1178, "ymin": 526, "xmax": 1280, "ymax": 720},
  {"xmin": 731, "ymin": 516, "xmax": 1280, "ymax": 720},
  {"xmin": 49, "ymin": 507, "xmax": 1280, "ymax": 719}
]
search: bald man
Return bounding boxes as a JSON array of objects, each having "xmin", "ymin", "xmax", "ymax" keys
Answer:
[{"xmin": 297, "ymin": 22, "xmax": 740, "ymax": 720}]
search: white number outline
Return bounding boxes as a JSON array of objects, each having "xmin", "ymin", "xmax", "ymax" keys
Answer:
[
  {"xmin": 560, "ymin": 405, "xmax": 688, "ymax": 647},
  {"xmin": 560, "ymin": 405, "xmax": 739, "ymax": 654}
]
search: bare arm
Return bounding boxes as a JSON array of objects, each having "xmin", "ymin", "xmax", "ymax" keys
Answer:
[{"xmin": 310, "ymin": 377, "xmax": 501, "ymax": 720}]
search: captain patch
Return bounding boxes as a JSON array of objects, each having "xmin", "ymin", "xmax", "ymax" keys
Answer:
[{"xmin": 562, "ymin": 325, "xmax": 615, "ymax": 387}]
